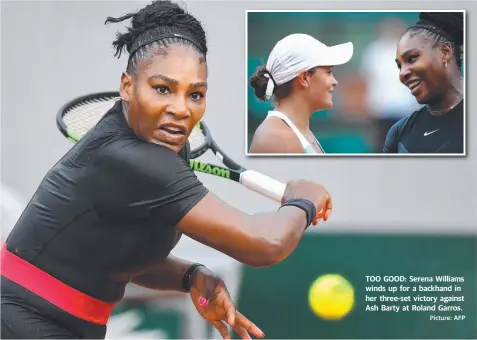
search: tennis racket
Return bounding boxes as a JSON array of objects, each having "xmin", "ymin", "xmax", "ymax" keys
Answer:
[{"xmin": 56, "ymin": 92, "xmax": 324, "ymax": 215}]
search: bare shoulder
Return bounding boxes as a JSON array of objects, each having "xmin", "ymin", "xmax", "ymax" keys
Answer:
[{"xmin": 249, "ymin": 118, "xmax": 303, "ymax": 154}]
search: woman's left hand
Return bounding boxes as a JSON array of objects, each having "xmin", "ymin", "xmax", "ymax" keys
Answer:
[{"xmin": 189, "ymin": 266, "xmax": 265, "ymax": 339}]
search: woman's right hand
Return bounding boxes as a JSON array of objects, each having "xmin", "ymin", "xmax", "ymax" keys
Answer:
[{"xmin": 282, "ymin": 179, "xmax": 333, "ymax": 224}]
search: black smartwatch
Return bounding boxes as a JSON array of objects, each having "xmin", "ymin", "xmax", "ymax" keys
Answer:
[{"xmin": 182, "ymin": 263, "xmax": 205, "ymax": 292}]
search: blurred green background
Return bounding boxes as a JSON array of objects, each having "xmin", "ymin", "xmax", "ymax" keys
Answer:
[
  {"xmin": 247, "ymin": 12, "xmax": 425, "ymax": 154},
  {"xmin": 237, "ymin": 232, "xmax": 477, "ymax": 339},
  {"xmin": 113, "ymin": 232, "xmax": 477, "ymax": 339}
]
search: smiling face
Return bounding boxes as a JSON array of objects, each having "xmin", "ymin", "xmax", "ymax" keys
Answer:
[
  {"xmin": 302, "ymin": 66, "xmax": 338, "ymax": 111},
  {"xmin": 120, "ymin": 44, "xmax": 208, "ymax": 152},
  {"xmin": 395, "ymin": 32, "xmax": 450, "ymax": 105}
]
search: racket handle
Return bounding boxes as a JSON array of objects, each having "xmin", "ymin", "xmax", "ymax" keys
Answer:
[
  {"xmin": 240, "ymin": 170, "xmax": 286, "ymax": 203},
  {"xmin": 240, "ymin": 170, "xmax": 325, "ymax": 217}
]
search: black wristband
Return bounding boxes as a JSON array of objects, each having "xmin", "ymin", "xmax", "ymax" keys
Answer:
[
  {"xmin": 279, "ymin": 198, "xmax": 316, "ymax": 228},
  {"xmin": 182, "ymin": 263, "xmax": 205, "ymax": 292}
]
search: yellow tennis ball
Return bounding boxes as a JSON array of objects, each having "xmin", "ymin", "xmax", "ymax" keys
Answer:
[{"xmin": 308, "ymin": 274, "xmax": 354, "ymax": 320}]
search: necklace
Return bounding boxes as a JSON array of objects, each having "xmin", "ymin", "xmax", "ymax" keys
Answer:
[{"xmin": 427, "ymin": 93, "xmax": 463, "ymax": 115}]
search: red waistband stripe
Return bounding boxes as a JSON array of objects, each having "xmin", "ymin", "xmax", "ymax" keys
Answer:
[{"xmin": 1, "ymin": 244, "xmax": 116, "ymax": 325}]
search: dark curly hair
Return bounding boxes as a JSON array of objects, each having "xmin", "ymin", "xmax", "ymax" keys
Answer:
[
  {"xmin": 406, "ymin": 12, "xmax": 464, "ymax": 69},
  {"xmin": 105, "ymin": 0, "xmax": 207, "ymax": 75}
]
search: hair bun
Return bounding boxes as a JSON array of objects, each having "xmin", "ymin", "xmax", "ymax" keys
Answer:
[
  {"xmin": 105, "ymin": 0, "xmax": 207, "ymax": 59},
  {"xmin": 419, "ymin": 12, "xmax": 463, "ymax": 46},
  {"xmin": 249, "ymin": 66, "xmax": 270, "ymax": 101},
  {"xmin": 131, "ymin": 0, "xmax": 188, "ymax": 30}
]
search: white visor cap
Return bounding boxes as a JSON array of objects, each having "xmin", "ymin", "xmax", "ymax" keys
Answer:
[{"xmin": 264, "ymin": 33, "xmax": 353, "ymax": 99}]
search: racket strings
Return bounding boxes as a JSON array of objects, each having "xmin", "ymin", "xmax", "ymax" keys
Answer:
[
  {"xmin": 63, "ymin": 97, "xmax": 118, "ymax": 137},
  {"xmin": 63, "ymin": 96, "xmax": 207, "ymax": 150},
  {"xmin": 189, "ymin": 125, "xmax": 207, "ymax": 152}
]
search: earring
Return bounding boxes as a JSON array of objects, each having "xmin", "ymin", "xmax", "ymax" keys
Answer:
[{"xmin": 444, "ymin": 61, "xmax": 448, "ymax": 68}]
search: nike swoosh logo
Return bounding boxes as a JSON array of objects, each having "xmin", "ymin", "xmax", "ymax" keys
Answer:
[{"xmin": 424, "ymin": 129, "xmax": 439, "ymax": 136}]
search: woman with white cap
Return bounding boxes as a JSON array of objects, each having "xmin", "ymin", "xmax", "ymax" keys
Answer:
[{"xmin": 249, "ymin": 33, "xmax": 353, "ymax": 154}]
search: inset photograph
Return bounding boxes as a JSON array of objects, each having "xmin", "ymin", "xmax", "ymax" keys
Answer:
[{"xmin": 246, "ymin": 11, "xmax": 465, "ymax": 156}]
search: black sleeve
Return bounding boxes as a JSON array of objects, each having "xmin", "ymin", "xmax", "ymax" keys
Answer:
[
  {"xmin": 93, "ymin": 137, "xmax": 208, "ymax": 226},
  {"xmin": 383, "ymin": 121, "xmax": 400, "ymax": 153},
  {"xmin": 383, "ymin": 115, "xmax": 413, "ymax": 153}
]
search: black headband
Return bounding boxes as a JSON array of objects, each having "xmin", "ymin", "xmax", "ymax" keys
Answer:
[
  {"xmin": 408, "ymin": 20, "xmax": 456, "ymax": 44},
  {"xmin": 128, "ymin": 29, "xmax": 204, "ymax": 63},
  {"xmin": 264, "ymin": 69, "xmax": 277, "ymax": 86}
]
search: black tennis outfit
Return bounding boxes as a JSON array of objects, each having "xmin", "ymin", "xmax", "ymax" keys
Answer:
[
  {"xmin": 1, "ymin": 100, "xmax": 208, "ymax": 338},
  {"xmin": 383, "ymin": 100, "xmax": 464, "ymax": 153}
]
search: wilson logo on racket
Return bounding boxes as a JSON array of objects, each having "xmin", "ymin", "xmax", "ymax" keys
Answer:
[{"xmin": 189, "ymin": 160, "xmax": 230, "ymax": 179}]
